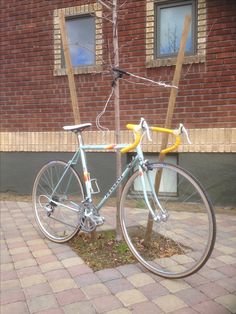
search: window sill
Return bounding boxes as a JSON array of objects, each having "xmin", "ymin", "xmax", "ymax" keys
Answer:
[
  {"xmin": 146, "ymin": 54, "xmax": 205, "ymax": 68},
  {"xmin": 54, "ymin": 64, "xmax": 103, "ymax": 76}
]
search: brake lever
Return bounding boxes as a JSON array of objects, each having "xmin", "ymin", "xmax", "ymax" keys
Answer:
[
  {"xmin": 141, "ymin": 118, "xmax": 152, "ymax": 142},
  {"xmin": 176, "ymin": 123, "xmax": 192, "ymax": 144}
]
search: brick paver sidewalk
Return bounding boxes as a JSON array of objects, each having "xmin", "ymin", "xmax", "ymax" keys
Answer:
[{"xmin": 1, "ymin": 201, "xmax": 236, "ymax": 314}]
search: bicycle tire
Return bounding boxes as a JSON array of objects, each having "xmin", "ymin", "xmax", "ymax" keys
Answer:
[
  {"xmin": 120, "ymin": 162, "xmax": 216, "ymax": 278},
  {"xmin": 32, "ymin": 160, "xmax": 85, "ymax": 243}
]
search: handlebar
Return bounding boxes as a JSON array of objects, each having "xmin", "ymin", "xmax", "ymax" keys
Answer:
[{"xmin": 120, "ymin": 118, "xmax": 191, "ymax": 154}]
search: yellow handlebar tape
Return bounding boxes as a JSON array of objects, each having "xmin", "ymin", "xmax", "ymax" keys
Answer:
[
  {"xmin": 120, "ymin": 124, "xmax": 141, "ymax": 153},
  {"xmin": 120, "ymin": 124, "xmax": 181, "ymax": 154}
]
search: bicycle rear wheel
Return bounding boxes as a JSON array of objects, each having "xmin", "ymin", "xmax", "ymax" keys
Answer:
[
  {"xmin": 120, "ymin": 162, "xmax": 216, "ymax": 278},
  {"xmin": 33, "ymin": 160, "xmax": 84, "ymax": 243}
]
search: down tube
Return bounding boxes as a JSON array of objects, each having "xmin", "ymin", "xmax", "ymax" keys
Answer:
[{"xmin": 96, "ymin": 156, "xmax": 139, "ymax": 211}]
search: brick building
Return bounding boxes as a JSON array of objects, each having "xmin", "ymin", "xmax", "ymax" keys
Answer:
[{"xmin": 1, "ymin": 0, "xmax": 236, "ymax": 205}]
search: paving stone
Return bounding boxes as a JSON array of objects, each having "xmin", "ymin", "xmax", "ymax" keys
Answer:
[
  {"xmin": 6, "ymin": 237, "xmax": 24, "ymax": 245},
  {"xmin": 1, "ymin": 301, "xmax": 29, "ymax": 314},
  {"xmin": 34, "ymin": 309, "xmax": 64, "ymax": 314},
  {"xmin": 127, "ymin": 272, "xmax": 155, "ymax": 288},
  {"xmin": 67, "ymin": 264, "xmax": 93, "ymax": 277},
  {"xmin": 92, "ymin": 295, "xmax": 122, "ymax": 313},
  {"xmin": 36, "ymin": 254, "xmax": 58, "ymax": 265},
  {"xmin": 82, "ymin": 283, "xmax": 110, "ymax": 299},
  {"xmin": 171, "ymin": 308, "xmax": 198, "ymax": 314},
  {"xmin": 0, "ymin": 251, "xmax": 13, "ymax": 263},
  {"xmin": 198, "ymin": 282, "xmax": 229, "ymax": 298},
  {"xmin": 0, "ymin": 262, "xmax": 14, "ymax": 271},
  {"xmin": 63, "ymin": 301, "xmax": 96, "ymax": 314},
  {"xmin": 1, "ymin": 269, "xmax": 18, "ymax": 281},
  {"xmin": 160, "ymin": 279, "xmax": 190, "ymax": 293},
  {"xmin": 153, "ymin": 294, "xmax": 187, "ymax": 313},
  {"xmin": 7, "ymin": 241, "xmax": 27, "ymax": 249},
  {"xmin": 14, "ymin": 258, "xmax": 37, "ymax": 269},
  {"xmin": 1, "ymin": 289, "xmax": 25, "ymax": 305},
  {"xmin": 56, "ymin": 288, "xmax": 86, "ymax": 305},
  {"xmin": 45, "ymin": 269, "xmax": 72, "ymax": 282},
  {"xmin": 105, "ymin": 309, "xmax": 131, "ymax": 314},
  {"xmin": 215, "ymin": 276, "xmax": 236, "ymax": 293},
  {"xmin": 131, "ymin": 301, "xmax": 163, "ymax": 313},
  {"xmin": 50, "ymin": 278, "xmax": 77, "ymax": 293},
  {"xmin": 95, "ymin": 268, "xmax": 122, "ymax": 282},
  {"xmin": 206, "ymin": 257, "xmax": 226, "ymax": 269},
  {"xmin": 27, "ymin": 239, "xmax": 46, "ymax": 246},
  {"xmin": 12, "ymin": 252, "xmax": 33, "ymax": 262},
  {"xmin": 1, "ymin": 278, "xmax": 21, "ymax": 291},
  {"xmin": 40, "ymin": 261, "xmax": 63, "ymax": 273},
  {"xmin": 116, "ymin": 289, "xmax": 147, "ymax": 307},
  {"xmin": 216, "ymin": 245, "xmax": 236, "ymax": 255},
  {"xmin": 116, "ymin": 264, "xmax": 142, "ymax": 277},
  {"xmin": 198, "ymin": 268, "xmax": 226, "ymax": 281},
  {"xmin": 20, "ymin": 274, "xmax": 47, "ymax": 288},
  {"xmin": 56, "ymin": 250, "xmax": 78, "ymax": 260},
  {"xmin": 216, "ymin": 255, "xmax": 236, "ymax": 265},
  {"xmin": 17, "ymin": 265, "xmax": 41, "ymax": 278},
  {"xmin": 176, "ymin": 288, "xmax": 209, "ymax": 305},
  {"xmin": 105, "ymin": 278, "xmax": 134, "ymax": 294},
  {"xmin": 215, "ymin": 294, "xmax": 236, "ymax": 313},
  {"xmin": 32, "ymin": 249, "xmax": 52, "ymax": 258},
  {"xmin": 217, "ymin": 265, "xmax": 236, "ymax": 277},
  {"xmin": 9, "ymin": 246, "xmax": 30, "ymax": 255},
  {"xmin": 193, "ymin": 300, "xmax": 231, "ymax": 314},
  {"xmin": 75, "ymin": 272, "xmax": 101, "ymax": 287},
  {"xmin": 183, "ymin": 273, "xmax": 209, "ymax": 287},
  {"xmin": 140, "ymin": 282, "xmax": 169, "ymax": 300},
  {"xmin": 61, "ymin": 256, "xmax": 84, "ymax": 268},
  {"xmin": 27, "ymin": 294, "xmax": 58, "ymax": 313},
  {"xmin": 24, "ymin": 283, "xmax": 53, "ymax": 298}
]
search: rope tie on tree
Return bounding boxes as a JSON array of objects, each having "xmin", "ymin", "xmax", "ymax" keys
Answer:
[{"xmin": 95, "ymin": 68, "xmax": 178, "ymax": 131}]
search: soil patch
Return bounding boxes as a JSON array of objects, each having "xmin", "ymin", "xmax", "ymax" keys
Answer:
[{"xmin": 68, "ymin": 227, "xmax": 186, "ymax": 271}]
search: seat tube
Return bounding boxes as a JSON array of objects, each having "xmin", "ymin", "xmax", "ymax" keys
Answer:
[{"xmin": 77, "ymin": 132, "xmax": 92, "ymax": 200}]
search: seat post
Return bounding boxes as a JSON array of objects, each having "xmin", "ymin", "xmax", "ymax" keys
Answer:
[{"xmin": 77, "ymin": 131, "xmax": 84, "ymax": 147}]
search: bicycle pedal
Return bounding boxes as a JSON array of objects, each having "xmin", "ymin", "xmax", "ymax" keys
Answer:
[{"xmin": 93, "ymin": 215, "xmax": 105, "ymax": 226}]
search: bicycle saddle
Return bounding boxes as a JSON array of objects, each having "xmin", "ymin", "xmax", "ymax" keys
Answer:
[{"xmin": 63, "ymin": 123, "xmax": 92, "ymax": 133}]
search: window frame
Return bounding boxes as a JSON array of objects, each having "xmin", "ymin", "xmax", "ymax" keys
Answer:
[
  {"xmin": 63, "ymin": 14, "xmax": 96, "ymax": 68},
  {"xmin": 155, "ymin": 0, "xmax": 197, "ymax": 58},
  {"xmin": 146, "ymin": 0, "xmax": 206, "ymax": 68},
  {"xmin": 54, "ymin": 4, "xmax": 103, "ymax": 76}
]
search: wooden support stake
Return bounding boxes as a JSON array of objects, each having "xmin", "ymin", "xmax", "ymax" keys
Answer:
[
  {"xmin": 159, "ymin": 15, "xmax": 192, "ymax": 161},
  {"xmin": 58, "ymin": 12, "xmax": 81, "ymax": 124},
  {"xmin": 145, "ymin": 15, "xmax": 191, "ymax": 244}
]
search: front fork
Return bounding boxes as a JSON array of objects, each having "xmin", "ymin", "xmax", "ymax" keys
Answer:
[{"xmin": 139, "ymin": 164, "xmax": 168, "ymax": 222}]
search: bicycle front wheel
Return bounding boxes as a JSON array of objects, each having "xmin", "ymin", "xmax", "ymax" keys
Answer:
[
  {"xmin": 120, "ymin": 162, "xmax": 216, "ymax": 278},
  {"xmin": 33, "ymin": 160, "xmax": 84, "ymax": 243}
]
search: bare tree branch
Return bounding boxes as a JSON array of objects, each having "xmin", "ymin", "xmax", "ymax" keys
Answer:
[
  {"xmin": 97, "ymin": 0, "xmax": 113, "ymax": 11},
  {"xmin": 118, "ymin": 0, "xmax": 128, "ymax": 9}
]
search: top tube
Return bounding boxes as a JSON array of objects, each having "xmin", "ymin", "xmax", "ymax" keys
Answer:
[{"xmin": 80, "ymin": 143, "xmax": 129, "ymax": 152}]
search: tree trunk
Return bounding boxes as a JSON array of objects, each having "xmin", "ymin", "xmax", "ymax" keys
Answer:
[{"xmin": 112, "ymin": 0, "xmax": 123, "ymax": 241}]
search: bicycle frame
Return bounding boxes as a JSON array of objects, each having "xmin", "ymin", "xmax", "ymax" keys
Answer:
[
  {"xmin": 50, "ymin": 131, "xmax": 165, "ymax": 220},
  {"xmin": 77, "ymin": 132, "xmax": 143, "ymax": 211}
]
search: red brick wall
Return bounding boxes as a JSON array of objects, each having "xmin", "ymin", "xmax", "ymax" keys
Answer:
[{"xmin": 1, "ymin": 0, "xmax": 236, "ymax": 132}]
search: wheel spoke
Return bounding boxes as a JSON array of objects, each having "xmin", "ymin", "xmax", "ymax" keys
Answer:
[
  {"xmin": 120, "ymin": 163, "xmax": 216, "ymax": 278},
  {"xmin": 33, "ymin": 161, "xmax": 84, "ymax": 243}
]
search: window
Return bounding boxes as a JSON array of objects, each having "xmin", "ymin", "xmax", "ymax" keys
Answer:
[
  {"xmin": 156, "ymin": 1, "xmax": 195, "ymax": 57},
  {"xmin": 65, "ymin": 16, "xmax": 95, "ymax": 67},
  {"xmin": 54, "ymin": 4, "xmax": 103, "ymax": 76},
  {"xmin": 146, "ymin": 0, "xmax": 206, "ymax": 68}
]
